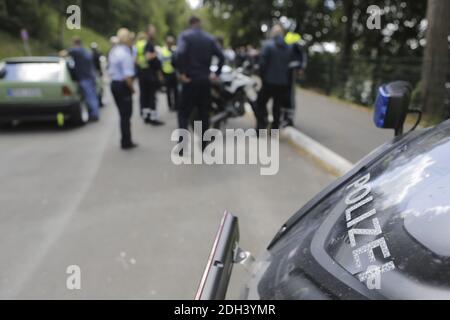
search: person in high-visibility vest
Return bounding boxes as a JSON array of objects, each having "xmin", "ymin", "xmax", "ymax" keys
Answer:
[
  {"xmin": 136, "ymin": 32, "xmax": 148, "ymax": 70},
  {"xmin": 283, "ymin": 31, "xmax": 307, "ymax": 127},
  {"xmin": 285, "ymin": 31, "xmax": 301, "ymax": 46},
  {"xmin": 136, "ymin": 25, "xmax": 164, "ymax": 126},
  {"xmin": 160, "ymin": 36, "xmax": 179, "ymax": 112}
]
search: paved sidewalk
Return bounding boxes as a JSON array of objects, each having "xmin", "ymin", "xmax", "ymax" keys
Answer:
[{"xmin": 294, "ymin": 89, "xmax": 393, "ymax": 163}]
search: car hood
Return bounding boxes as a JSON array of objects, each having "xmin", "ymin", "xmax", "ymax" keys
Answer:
[{"xmin": 243, "ymin": 120, "xmax": 450, "ymax": 300}]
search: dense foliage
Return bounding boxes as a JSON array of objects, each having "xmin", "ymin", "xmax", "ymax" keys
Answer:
[
  {"xmin": 203, "ymin": 0, "xmax": 448, "ymax": 118},
  {"xmin": 0, "ymin": 0, "xmax": 448, "ymax": 120},
  {"xmin": 0, "ymin": 0, "xmax": 191, "ymax": 46}
]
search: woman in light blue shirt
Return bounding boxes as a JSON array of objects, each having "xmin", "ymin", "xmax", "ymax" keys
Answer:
[{"xmin": 108, "ymin": 28, "xmax": 137, "ymax": 150}]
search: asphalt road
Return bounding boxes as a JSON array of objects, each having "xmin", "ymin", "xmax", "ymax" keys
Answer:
[
  {"xmin": 295, "ymin": 89, "xmax": 394, "ymax": 163},
  {"xmin": 0, "ymin": 87, "xmax": 334, "ymax": 299}
]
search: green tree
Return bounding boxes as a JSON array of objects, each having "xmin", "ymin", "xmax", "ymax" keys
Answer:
[{"xmin": 421, "ymin": 0, "xmax": 450, "ymax": 121}]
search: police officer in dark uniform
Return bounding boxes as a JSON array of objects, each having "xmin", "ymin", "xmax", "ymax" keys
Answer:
[
  {"xmin": 137, "ymin": 25, "xmax": 164, "ymax": 126},
  {"xmin": 283, "ymin": 32, "xmax": 307, "ymax": 127},
  {"xmin": 175, "ymin": 16, "xmax": 225, "ymax": 150},
  {"xmin": 90, "ymin": 42, "xmax": 103, "ymax": 76},
  {"xmin": 256, "ymin": 25, "xmax": 291, "ymax": 130},
  {"xmin": 161, "ymin": 36, "xmax": 179, "ymax": 112}
]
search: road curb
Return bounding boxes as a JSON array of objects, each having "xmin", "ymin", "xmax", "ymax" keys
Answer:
[{"xmin": 282, "ymin": 126, "xmax": 354, "ymax": 177}]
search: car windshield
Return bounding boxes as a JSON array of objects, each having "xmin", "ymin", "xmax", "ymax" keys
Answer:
[{"xmin": 3, "ymin": 62, "xmax": 62, "ymax": 82}]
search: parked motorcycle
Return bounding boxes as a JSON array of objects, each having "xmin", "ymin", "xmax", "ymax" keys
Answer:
[{"xmin": 209, "ymin": 65, "xmax": 258, "ymax": 129}]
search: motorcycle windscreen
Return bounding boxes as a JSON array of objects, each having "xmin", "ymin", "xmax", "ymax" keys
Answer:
[{"xmin": 195, "ymin": 211, "xmax": 240, "ymax": 300}]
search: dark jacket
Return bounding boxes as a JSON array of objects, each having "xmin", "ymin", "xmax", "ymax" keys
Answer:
[
  {"xmin": 92, "ymin": 49, "xmax": 102, "ymax": 75},
  {"xmin": 289, "ymin": 42, "xmax": 308, "ymax": 70},
  {"xmin": 175, "ymin": 27, "xmax": 225, "ymax": 80},
  {"xmin": 140, "ymin": 40, "xmax": 162, "ymax": 82},
  {"xmin": 259, "ymin": 36, "xmax": 291, "ymax": 86},
  {"xmin": 68, "ymin": 47, "xmax": 96, "ymax": 81}
]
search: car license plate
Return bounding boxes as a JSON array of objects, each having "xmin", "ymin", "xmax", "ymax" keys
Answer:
[{"xmin": 7, "ymin": 88, "xmax": 42, "ymax": 98}]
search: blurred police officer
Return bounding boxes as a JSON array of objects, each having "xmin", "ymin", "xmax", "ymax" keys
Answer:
[
  {"xmin": 256, "ymin": 25, "xmax": 291, "ymax": 130},
  {"xmin": 175, "ymin": 16, "xmax": 224, "ymax": 150},
  {"xmin": 161, "ymin": 36, "xmax": 178, "ymax": 112},
  {"xmin": 136, "ymin": 25, "xmax": 164, "ymax": 126},
  {"xmin": 90, "ymin": 42, "xmax": 103, "ymax": 76},
  {"xmin": 108, "ymin": 28, "xmax": 137, "ymax": 150},
  {"xmin": 284, "ymin": 31, "xmax": 307, "ymax": 127}
]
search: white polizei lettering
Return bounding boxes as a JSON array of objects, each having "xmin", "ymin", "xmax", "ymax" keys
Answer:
[
  {"xmin": 344, "ymin": 174, "xmax": 396, "ymax": 288},
  {"xmin": 347, "ymin": 208, "xmax": 377, "ymax": 228},
  {"xmin": 345, "ymin": 183, "xmax": 371, "ymax": 206},
  {"xmin": 345, "ymin": 195, "xmax": 374, "ymax": 222},
  {"xmin": 348, "ymin": 218, "xmax": 382, "ymax": 247},
  {"xmin": 346, "ymin": 173, "xmax": 371, "ymax": 190},
  {"xmin": 352, "ymin": 237, "xmax": 392, "ymax": 269}
]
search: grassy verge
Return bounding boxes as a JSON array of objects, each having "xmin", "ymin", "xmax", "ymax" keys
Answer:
[
  {"xmin": 63, "ymin": 28, "xmax": 111, "ymax": 54},
  {"xmin": 1, "ymin": 7, "xmax": 110, "ymax": 60},
  {"xmin": 0, "ymin": 31, "xmax": 54, "ymax": 59}
]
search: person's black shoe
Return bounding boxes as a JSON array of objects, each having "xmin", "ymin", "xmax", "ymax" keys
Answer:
[
  {"xmin": 121, "ymin": 142, "xmax": 138, "ymax": 150},
  {"xmin": 147, "ymin": 119, "xmax": 165, "ymax": 126},
  {"xmin": 280, "ymin": 118, "xmax": 294, "ymax": 128},
  {"xmin": 284, "ymin": 119, "xmax": 294, "ymax": 127}
]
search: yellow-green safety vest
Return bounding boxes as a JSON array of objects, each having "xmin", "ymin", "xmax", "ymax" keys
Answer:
[
  {"xmin": 136, "ymin": 39, "xmax": 148, "ymax": 69},
  {"xmin": 161, "ymin": 46, "xmax": 175, "ymax": 75},
  {"xmin": 285, "ymin": 32, "xmax": 302, "ymax": 45}
]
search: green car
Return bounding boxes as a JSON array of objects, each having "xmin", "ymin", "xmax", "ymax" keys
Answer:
[{"xmin": 0, "ymin": 56, "xmax": 101, "ymax": 126}]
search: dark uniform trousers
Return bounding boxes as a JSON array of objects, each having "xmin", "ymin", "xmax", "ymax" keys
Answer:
[
  {"xmin": 164, "ymin": 73, "xmax": 179, "ymax": 111},
  {"xmin": 178, "ymin": 78, "xmax": 211, "ymax": 136},
  {"xmin": 138, "ymin": 69, "xmax": 158, "ymax": 119},
  {"xmin": 111, "ymin": 81, "xmax": 133, "ymax": 146},
  {"xmin": 285, "ymin": 70, "xmax": 297, "ymax": 125},
  {"xmin": 256, "ymin": 83, "xmax": 290, "ymax": 130}
]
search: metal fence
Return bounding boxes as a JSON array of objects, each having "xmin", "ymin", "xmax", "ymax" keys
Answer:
[{"xmin": 303, "ymin": 53, "xmax": 449, "ymax": 112}]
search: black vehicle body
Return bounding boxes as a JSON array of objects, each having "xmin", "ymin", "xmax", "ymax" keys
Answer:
[
  {"xmin": 0, "ymin": 101, "xmax": 82, "ymax": 122},
  {"xmin": 242, "ymin": 121, "xmax": 450, "ymax": 299},
  {"xmin": 197, "ymin": 117, "xmax": 450, "ymax": 300}
]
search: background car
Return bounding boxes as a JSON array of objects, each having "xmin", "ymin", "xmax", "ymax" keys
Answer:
[{"xmin": 0, "ymin": 56, "xmax": 100, "ymax": 127}]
